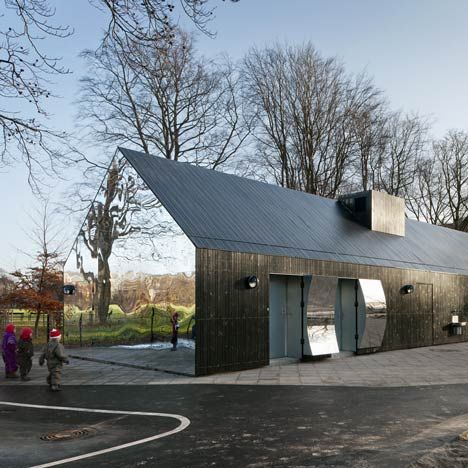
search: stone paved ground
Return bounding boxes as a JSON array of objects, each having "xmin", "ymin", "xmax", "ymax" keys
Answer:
[
  {"xmin": 69, "ymin": 345, "xmax": 195, "ymax": 375},
  {"xmin": 3, "ymin": 341, "xmax": 468, "ymax": 386}
]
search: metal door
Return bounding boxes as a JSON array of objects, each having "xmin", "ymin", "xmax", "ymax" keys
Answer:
[
  {"xmin": 269, "ymin": 276, "xmax": 287, "ymax": 358},
  {"xmin": 336, "ymin": 279, "xmax": 358, "ymax": 352},
  {"xmin": 416, "ymin": 283, "xmax": 434, "ymax": 346}
]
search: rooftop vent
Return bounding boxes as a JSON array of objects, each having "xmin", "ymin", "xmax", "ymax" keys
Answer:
[{"xmin": 339, "ymin": 190, "xmax": 405, "ymax": 237}]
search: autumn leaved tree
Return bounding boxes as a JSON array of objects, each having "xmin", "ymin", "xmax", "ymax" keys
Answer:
[{"xmin": 0, "ymin": 202, "xmax": 64, "ymax": 334}]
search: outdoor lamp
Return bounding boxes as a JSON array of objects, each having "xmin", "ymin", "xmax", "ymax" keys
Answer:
[
  {"xmin": 63, "ymin": 284, "xmax": 76, "ymax": 295},
  {"xmin": 245, "ymin": 275, "xmax": 259, "ymax": 289},
  {"xmin": 401, "ymin": 284, "xmax": 414, "ymax": 295}
]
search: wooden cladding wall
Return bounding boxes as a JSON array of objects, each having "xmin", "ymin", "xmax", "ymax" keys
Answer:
[{"xmin": 195, "ymin": 249, "xmax": 468, "ymax": 376}]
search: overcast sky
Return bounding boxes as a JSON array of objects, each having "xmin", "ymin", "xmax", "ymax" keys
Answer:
[{"xmin": 1, "ymin": 0, "xmax": 468, "ymax": 271}]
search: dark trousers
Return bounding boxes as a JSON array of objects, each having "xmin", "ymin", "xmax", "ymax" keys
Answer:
[
  {"xmin": 19, "ymin": 358, "xmax": 32, "ymax": 378},
  {"xmin": 171, "ymin": 333, "xmax": 178, "ymax": 350}
]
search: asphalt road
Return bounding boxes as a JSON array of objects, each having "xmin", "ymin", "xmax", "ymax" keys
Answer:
[{"xmin": 1, "ymin": 384, "xmax": 468, "ymax": 467}]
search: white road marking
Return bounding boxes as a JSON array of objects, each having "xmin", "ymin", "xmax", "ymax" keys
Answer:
[{"xmin": 0, "ymin": 400, "xmax": 190, "ymax": 468}]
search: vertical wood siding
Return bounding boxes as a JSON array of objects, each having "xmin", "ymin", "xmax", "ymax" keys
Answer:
[{"xmin": 195, "ymin": 249, "xmax": 468, "ymax": 376}]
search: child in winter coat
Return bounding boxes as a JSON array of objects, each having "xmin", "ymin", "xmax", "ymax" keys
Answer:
[
  {"xmin": 170, "ymin": 312, "xmax": 180, "ymax": 351},
  {"xmin": 2, "ymin": 323, "xmax": 18, "ymax": 378},
  {"xmin": 17, "ymin": 327, "xmax": 34, "ymax": 381},
  {"xmin": 39, "ymin": 329, "xmax": 69, "ymax": 391}
]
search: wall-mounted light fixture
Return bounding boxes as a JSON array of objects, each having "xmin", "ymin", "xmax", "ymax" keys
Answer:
[
  {"xmin": 63, "ymin": 284, "xmax": 76, "ymax": 295},
  {"xmin": 400, "ymin": 284, "xmax": 414, "ymax": 295},
  {"xmin": 245, "ymin": 275, "xmax": 259, "ymax": 289}
]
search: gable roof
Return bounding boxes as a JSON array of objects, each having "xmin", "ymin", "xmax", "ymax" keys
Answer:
[{"xmin": 119, "ymin": 147, "xmax": 468, "ymax": 275}]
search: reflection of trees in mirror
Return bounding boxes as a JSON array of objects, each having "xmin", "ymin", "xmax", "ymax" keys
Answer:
[
  {"xmin": 359, "ymin": 279, "xmax": 387, "ymax": 316},
  {"xmin": 74, "ymin": 156, "xmax": 178, "ymax": 324}
]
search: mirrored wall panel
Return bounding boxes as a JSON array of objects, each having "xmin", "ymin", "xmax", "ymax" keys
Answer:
[
  {"xmin": 305, "ymin": 275, "xmax": 340, "ymax": 356},
  {"xmin": 304, "ymin": 275, "xmax": 387, "ymax": 356},
  {"xmin": 357, "ymin": 279, "xmax": 387, "ymax": 349},
  {"xmin": 64, "ymin": 156, "xmax": 195, "ymax": 374}
]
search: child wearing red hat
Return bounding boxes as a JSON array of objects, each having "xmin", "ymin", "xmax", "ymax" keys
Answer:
[
  {"xmin": 17, "ymin": 327, "xmax": 34, "ymax": 381},
  {"xmin": 2, "ymin": 323, "xmax": 18, "ymax": 378},
  {"xmin": 39, "ymin": 329, "xmax": 69, "ymax": 391}
]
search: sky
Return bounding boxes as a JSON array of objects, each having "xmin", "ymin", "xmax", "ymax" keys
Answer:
[{"xmin": 1, "ymin": 0, "xmax": 468, "ymax": 271}]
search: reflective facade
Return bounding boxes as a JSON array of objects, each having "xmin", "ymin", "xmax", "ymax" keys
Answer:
[
  {"xmin": 63, "ymin": 156, "xmax": 195, "ymax": 373},
  {"xmin": 357, "ymin": 279, "xmax": 387, "ymax": 349},
  {"xmin": 303, "ymin": 275, "xmax": 387, "ymax": 357},
  {"xmin": 305, "ymin": 275, "xmax": 339, "ymax": 356}
]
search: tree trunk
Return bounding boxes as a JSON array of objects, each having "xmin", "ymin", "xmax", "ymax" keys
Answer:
[
  {"xmin": 96, "ymin": 256, "xmax": 112, "ymax": 324},
  {"xmin": 34, "ymin": 309, "xmax": 41, "ymax": 336}
]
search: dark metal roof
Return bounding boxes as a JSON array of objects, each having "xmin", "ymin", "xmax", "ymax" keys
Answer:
[{"xmin": 119, "ymin": 147, "xmax": 468, "ymax": 275}]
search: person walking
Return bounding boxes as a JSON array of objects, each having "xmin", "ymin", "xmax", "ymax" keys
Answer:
[
  {"xmin": 170, "ymin": 312, "xmax": 180, "ymax": 351},
  {"xmin": 17, "ymin": 327, "xmax": 34, "ymax": 381},
  {"xmin": 2, "ymin": 323, "xmax": 18, "ymax": 378},
  {"xmin": 39, "ymin": 328, "xmax": 69, "ymax": 391}
]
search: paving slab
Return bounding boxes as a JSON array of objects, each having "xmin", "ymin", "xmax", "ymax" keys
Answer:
[
  {"xmin": 3, "ymin": 341, "xmax": 468, "ymax": 387},
  {"xmin": 68, "ymin": 345, "xmax": 195, "ymax": 376}
]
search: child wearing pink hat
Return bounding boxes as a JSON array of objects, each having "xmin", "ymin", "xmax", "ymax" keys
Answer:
[{"xmin": 2, "ymin": 323, "xmax": 18, "ymax": 378}]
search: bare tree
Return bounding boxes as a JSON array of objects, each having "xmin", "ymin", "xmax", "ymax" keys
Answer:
[
  {"xmin": 242, "ymin": 43, "xmax": 381, "ymax": 198},
  {"xmin": 0, "ymin": 0, "xmax": 73, "ymax": 190},
  {"xmin": 72, "ymin": 10, "xmax": 247, "ymax": 323},
  {"xmin": 409, "ymin": 130, "xmax": 468, "ymax": 230},
  {"xmin": 93, "ymin": 0, "xmax": 240, "ymax": 46},
  {"xmin": 1, "ymin": 0, "xmax": 240, "ymax": 188},
  {"xmin": 375, "ymin": 112, "xmax": 429, "ymax": 197},
  {"xmin": 350, "ymin": 96, "xmax": 389, "ymax": 192},
  {"xmin": 406, "ymin": 156, "xmax": 447, "ymax": 225},
  {"xmin": 79, "ymin": 28, "xmax": 249, "ymax": 167},
  {"xmin": 437, "ymin": 131, "xmax": 468, "ymax": 230},
  {"xmin": 71, "ymin": 156, "xmax": 175, "ymax": 324}
]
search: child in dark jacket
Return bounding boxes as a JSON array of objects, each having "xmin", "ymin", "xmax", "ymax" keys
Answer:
[{"xmin": 17, "ymin": 327, "xmax": 34, "ymax": 381}]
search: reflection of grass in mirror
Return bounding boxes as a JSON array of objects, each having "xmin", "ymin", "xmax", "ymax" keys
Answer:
[{"xmin": 62, "ymin": 302, "xmax": 195, "ymax": 346}]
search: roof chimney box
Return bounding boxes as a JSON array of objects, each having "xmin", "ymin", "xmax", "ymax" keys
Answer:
[{"xmin": 339, "ymin": 190, "xmax": 405, "ymax": 237}]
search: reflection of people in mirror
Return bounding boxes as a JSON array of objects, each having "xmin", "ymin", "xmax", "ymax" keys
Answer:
[{"xmin": 170, "ymin": 312, "xmax": 180, "ymax": 351}]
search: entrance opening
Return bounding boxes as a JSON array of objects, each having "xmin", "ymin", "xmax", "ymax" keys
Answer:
[
  {"xmin": 334, "ymin": 278, "xmax": 387, "ymax": 353},
  {"xmin": 269, "ymin": 274, "xmax": 388, "ymax": 362},
  {"xmin": 268, "ymin": 275, "xmax": 303, "ymax": 360},
  {"xmin": 335, "ymin": 279, "xmax": 362, "ymax": 352}
]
